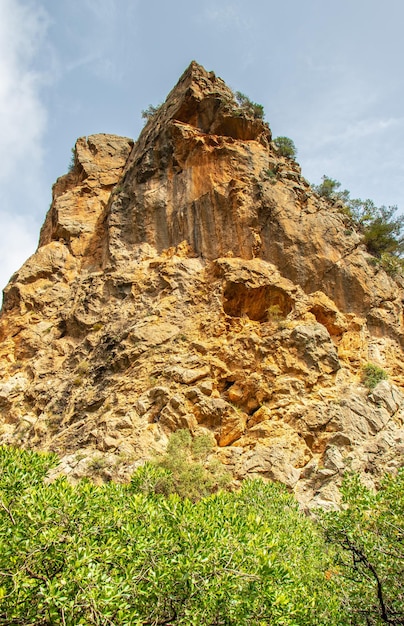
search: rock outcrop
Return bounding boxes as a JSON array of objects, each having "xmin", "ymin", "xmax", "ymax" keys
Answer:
[{"xmin": 0, "ymin": 62, "xmax": 403, "ymax": 508}]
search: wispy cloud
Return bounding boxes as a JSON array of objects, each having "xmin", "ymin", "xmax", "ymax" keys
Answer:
[
  {"xmin": 65, "ymin": 51, "xmax": 101, "ymax": 73},
  {"xmin": 0, "ymin": 0, "xmax": 48, "ymax": 180},
  {"xmin": 63, "ymin": 0, "xmax": 128, "ymax": 82},
  {"xmin": 0, "ymin": 0, "xmax": 49, "ymax": 290},
  {"xmin": 200, "ymin": 1, "xmax": 253, "ymax": 31},
  {"xmin": 298, "ymin": 110, "xmax": 404, "ymax": 207},
  {"xmin": 314, "ymin": 116, "xmax": 404, "ymax": 149}
]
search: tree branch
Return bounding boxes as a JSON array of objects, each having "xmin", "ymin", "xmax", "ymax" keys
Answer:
[{"xmin": 0, "ymin": 498, "xmax": 16, "ymax": 525}]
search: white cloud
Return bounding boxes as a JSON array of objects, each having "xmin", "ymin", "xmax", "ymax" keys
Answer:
[
  {"xmin": 0, "ymin": 0, "xmax": 48, "ymax": 181},
  {"xmin": 0, "ymin": 0, "xmax": 49, "ymax": 291}
]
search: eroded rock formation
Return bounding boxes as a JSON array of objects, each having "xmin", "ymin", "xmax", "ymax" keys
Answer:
[{"xmin": 0, "ymin": 62, "xmax": 403, "ymax": 507}]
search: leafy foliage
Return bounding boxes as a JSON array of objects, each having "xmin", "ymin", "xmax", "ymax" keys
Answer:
[
  {"xmin": 321, "ymin": 471, "xmax": 404, "ymax": 625},
  {"xmin": 273, "ymin": 136, "xmax": 297, "ymax": 159},
  {"xmin": 68, "ymin": 147, "xmax": 76, "ymax": 173},
  {"xmin": 141, "ymin": 103, "xmax": 161, "ymax": 120},
  {"xmin": 348, "ymin": 199, "xmax": 404, "ymax": 258},
  {"xmin": 376, "ymin": 252, "xmax": 404, "ymax": 277},
  {"xmin": 314, "ymin": 175, "xmax": 404, "ymax": 264},
  {"xmin": 361, "ymin": 363, "xmax": 388, "ymax": 390},
  {"xmin": 235, "ymin": 91, "xmax": 265, "ymax": 119},
  {"xmin": 313, "ymin": 175, "xmax": 350, "ymax": 203},
  {"xmin": 0, "ymin": 445, "xmax": 346, "ymax": 625},
  {"xmin": 2, "ymin": 445, "xmax": 403, "ymax": 625},
  {"xmin": 131, "ymin": 429, "xmax": 232, "ymax": 500}
]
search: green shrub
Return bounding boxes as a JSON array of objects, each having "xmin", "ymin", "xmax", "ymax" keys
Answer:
[
  {"xmin": 377, "ymin": 252, "xmax": 404, "ymax": 276},
  {"xmin": 68, "ymin": 147, "xmax": 75, "ymax": 173},
  {"xmin": 263, "ymin": 167, "xmax": 278, "ymax": 183},
  {"xmin": 235, "ymin": 91, "xmax": 265, "ymax": 119},
  {"xmin": 130, "ymin": 461, "xmax": 174, "ymax": 495},
  {"xmin": 131, "ymin": 429, "xmax": 231, "ymax": 501},
  {"xmin": 77, "ymin": 359, "xmax": 90, "ymax": 374},
  {"xmin": 313, "ymin": 175, "xmax": 350, "ymax": 202},
  {"xmin": 87, "ymin": 454, "xmax": 108, "ymax": 472},
  {"xmin": 315, "ymin": 175, "xmax": 404, "ymax": 265},
  {"xmin": 273, "ymin": 136, "xmax": 297, "ymax": 159},
  {"xmin": 2, "ymin": 446, "xmax": 403, "ymax": 625},
  {"xmin": 141, "ymin": 103, "xmax": 161, "ymax": 120},
  {"xmin": 361, "ymin": 363, "xmax": 388, "ymax": 389},
  {"xmin": 360, "ymin": 204, "xmax": 404, "ymax": 258},
  {"xmin": 0, "ymin": 446, "xmax": 346, "ymax": 625},
  {"xmin": 266, "ymin": 303, "xmax": 282, "ymax": 321},
  {"xmin": 190, "ymin": 431, "xmax": 214, "ymax": 459},
  {"xmin": 320, "ymin": 470, "xmax": 404, "ymax": 625}
]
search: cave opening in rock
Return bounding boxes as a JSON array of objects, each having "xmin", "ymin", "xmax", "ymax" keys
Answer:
[{"xmin": 223, "ymin": 281, "xmax": 293, "ymax": 322}]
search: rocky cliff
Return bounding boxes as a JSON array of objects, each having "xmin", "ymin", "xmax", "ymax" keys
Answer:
[{"xmin": 0, "ymin": 62, "xmax": 403, "ymax": 508}]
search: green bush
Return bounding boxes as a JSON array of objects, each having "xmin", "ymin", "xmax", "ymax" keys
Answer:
[
  {"xmin": 131, "ymin": 429, "xmax": 232, "ymax": 500},
  {"xmin": 313, "ymin": 175, "xmax": 350, "ymax": 202},
  {"xmin": 0, "ymin": 445, "xmax": 346, "ymax": 625},
  {"xmin": 3, "ymin": 446, "xmax": 403, "ymax": 625},
  {"xmin": 141, "ymin": 103, "xmax": 161, "ymax": 120},
  {"xmin": 129, "ymin": 460, "xmax": 174, "ymax": 495},
  {"xmin": 68, "ymin": 147, "xmax": 75, "ymax": 173},
  {"xmin": 320, "ymin": 470, "xmax": 404, "ymax": 625},
  {"xmin": 361, "ymin": 363, "xmax": 388, "ymax": 389},
  {"xmin": 235, "ymin": 91, "xmax": 265, "ymax": 120},
  {"xmin": 273, "ymin": 136, "xmax": 297, "ymax": 159},
  {"xmin": 377, "ymin": 252, "xmax": 404, "ymax": 276},
  {"xmin": 315, "ymin": 175, "xmax": 404, "ymax": 265},
  {"xmin": 359, "ymin": 203, "xmax": 404, "ymax": 258},
  {"xmin": 263, "ymin": 167, "xmax": 278, "ymax": 183}
]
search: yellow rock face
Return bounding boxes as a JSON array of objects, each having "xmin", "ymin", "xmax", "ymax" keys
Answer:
[{"xmin": 0, "ymin": 62, "xmax": 403, "ymax": 508}]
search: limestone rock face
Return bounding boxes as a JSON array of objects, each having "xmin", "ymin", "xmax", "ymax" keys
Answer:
[{"xmin": 0, "ymin": 62, "xmax": 403, "ymax": 508}]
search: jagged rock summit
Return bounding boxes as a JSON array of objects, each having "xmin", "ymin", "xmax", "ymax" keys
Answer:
[{"xmin": 0, "ymin": 62, "xmax": 403, "ymax": 507}]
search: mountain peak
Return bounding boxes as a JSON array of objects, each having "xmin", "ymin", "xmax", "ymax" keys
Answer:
[{"xmin": 136, "ymin": 61, "xmax": 271, "ymax": 143}]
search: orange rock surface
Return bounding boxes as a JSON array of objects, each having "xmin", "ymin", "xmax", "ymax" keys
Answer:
[{"xmin": 0, "ymin": 62, "xmax": 403, "ymax": 507}]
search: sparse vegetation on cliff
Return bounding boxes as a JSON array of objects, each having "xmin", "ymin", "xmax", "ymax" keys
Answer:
[
  {"xmin": 130, "ymin": 429, "xmax": 232, "ymax": 500},
  {"xmin": 314, "ymin": 175, "xmax": 404, "ymax": 270},
  {"xmin": 1, "ymin": 66, "xmax": 404, "ymax": 619},
  {"xmin": 313, "ymin": 175, "xmax": 349, "ymax": 202},
  {"xmin": 361, "ymin": 363, "xmax": 388, "ymax": 389},
  {"xmin": 273, "ymin": 136, "xmax": 297, "ymax": 159},
  {"xmin": 235, "ymin": 91, "xmax": 265, "ymax": 119},
  {"xmin": 68, "ymin": 147, "xmax": 76, "ymax": 172},
  {"xmin": 141, "ymin": 103, "xmax": 162, "ymax": 120},
  {"xmin": 353, "ymin": 200, "xmax": 404, "ymax": 258}
]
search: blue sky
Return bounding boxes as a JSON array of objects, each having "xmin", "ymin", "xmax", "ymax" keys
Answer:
[{"xmin": 1, "ymin": 0, "xmax": 403, "ymax": 290}]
